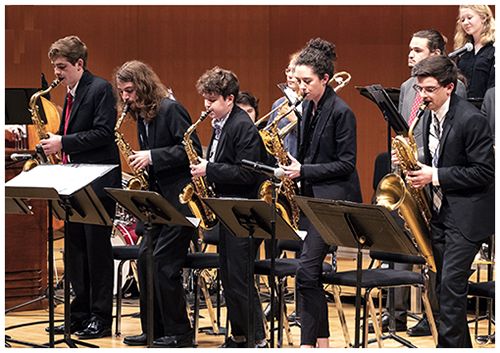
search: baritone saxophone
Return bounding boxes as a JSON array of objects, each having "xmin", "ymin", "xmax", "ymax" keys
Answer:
[
  {"xmin": 179, "ymin": 111, "xmax": 218, "ymax": 230},
  {"xmin": 376, "ymin": 102, "xmax": 436, "ymax": 272}
]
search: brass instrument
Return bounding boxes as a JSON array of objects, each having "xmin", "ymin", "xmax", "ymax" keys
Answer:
[
  {"xmin": 278, "ymin": 71, "xmax": 351, "ymax": 140},
  {"xmin": 179, "ymin": 111, "xmax": 218, "ymax": 230},
  {"xmin": 115, "ymin": 104, "xmax": 149, "ymax": 190},
  {"xmin": 257, "ymin": 95, "xmax": 306, "ymax": 230},
  {"xmin": 23, "ymin": 78, "xmax": 62, "ymax": 171},
  {"xmin": 376, "ymin": 102, "xmax": 436, "ymax": 272}
]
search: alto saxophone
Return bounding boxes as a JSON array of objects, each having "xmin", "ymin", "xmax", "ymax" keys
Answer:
[
  {"xmin": 23, "ymin": 78, "xmax": 62, "ymax": 171},
  {"xmin": 376, "ymin": 102, "xmax": 437, "ymax": 272},
  {"xmin": 115, "ymin": 104, "xmax": 149, "ymax": 190},
  {"xmin": 258, "ymin": 95, "xmax": 305, "ymax": 230},
  {"xmin": 179, "ymin": 111, "xmax": 218, "ymax": 230}
]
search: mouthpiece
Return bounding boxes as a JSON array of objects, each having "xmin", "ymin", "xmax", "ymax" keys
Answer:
[
  {"xmin": 200, "ymin": 110, "xmax": 211, "ymax": 121},
  {"xmin": 122, "ymin": 103, "xmax": 130, "ymax": 115}
]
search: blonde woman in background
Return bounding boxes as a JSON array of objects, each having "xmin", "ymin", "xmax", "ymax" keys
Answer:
[{"xmin": 454, "ymin": 5, "xmax": 495, "ymax": 99}]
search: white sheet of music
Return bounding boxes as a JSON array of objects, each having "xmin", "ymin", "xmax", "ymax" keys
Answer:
[{"xmin": 5, "ymin": 164, "xmax": 118, "ymax": 196}]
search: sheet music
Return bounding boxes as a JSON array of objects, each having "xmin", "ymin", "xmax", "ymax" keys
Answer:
[{"xmin": 5, "ymin": 164, "xmax": 118, "ymax": 196}]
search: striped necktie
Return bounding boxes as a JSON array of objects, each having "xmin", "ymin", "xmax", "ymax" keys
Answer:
[{"xmin": 431, "ymin": 113, "xmax": 442, "ymax": 214}]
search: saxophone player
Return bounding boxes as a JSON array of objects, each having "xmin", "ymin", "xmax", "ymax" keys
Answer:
[
  {"xmin": 113, "ymin": 60, "xmax": 202, "ymax": 348},
  {"xmin": 41, "ymin": 35, "xmax": 121, "ymax": 340},
  {"xmin": 191, "ymin": 66, "xmax": 270, "ymax": 348},
  {"xmin": 397, "ymin": 55, "xmax": 494, "ymax": 348},
  {"xmin": 377, "ymin": 29, "xmax": 468, "ymax": 337},
  {"xmin": 280, "ymin": 38, "xmax": 363, "ymax": 348}
]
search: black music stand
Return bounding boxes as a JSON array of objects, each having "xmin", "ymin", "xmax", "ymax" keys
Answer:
[
  {"xmin": 295, "ymin": 196, "xmax": 418, "ymax": 348},
  {"xmin": 203, "ymin": 197, "xmax": 303, "ymax": 348},
  {"xmin": 5, "ymin": 164, "xmax": 117, "ymax": 348},
  {"xmin": 104, "ymin": 188, "xmax": 200, "ymax": 348},
  {"xmin": 357, "ymin": 85, "xmax": 409, "ymax": 157}
]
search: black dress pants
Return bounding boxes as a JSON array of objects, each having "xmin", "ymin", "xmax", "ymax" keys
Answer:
[
  {"xmin": 137, "ymin": 222, "xmax": 195, "ymax": 337},
  {"xmin": 219, "ymin": 224, "xmax": 266, "ymax": 345},
  {"xmin": 67, "ymin": 222, "xmax": 114, "ymax": 327},
  {"xmin": 66, "ymin": 172, "xmax": 119, "ymax": 328},
  {"xmin": 431, "ymin": 201, "xmax": 483, "ymax": 348},
  {"xmin": 295, "ymin": 216, "xmax": 330, "ymax": 346}
]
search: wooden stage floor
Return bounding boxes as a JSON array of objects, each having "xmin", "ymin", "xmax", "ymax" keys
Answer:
[{"xmin": 4, "ymin": 244, "xmax": 495, "ymax": 349}]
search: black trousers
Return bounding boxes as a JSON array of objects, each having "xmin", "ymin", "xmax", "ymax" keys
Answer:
[
  {"xmin": 66, "ymin": 172, "xmax": 119, "ymax": 328},
  {"xmin": 67, "ymin": 222, "xmax": 114, "ymax": 327},
  {"xmin": 295, "ymin": 216, "xmax": 330, "ymax": 346},
  {"xmin": 431, "ymin": 201, "xmax": 483, "ymax": 348},
  {"xmin": 137, "ymin": 222, "xmax": 195, "ymax": 337},
  {"xmin": 219, "ymin": 224, "xmax": 266, "ymax": 344}
]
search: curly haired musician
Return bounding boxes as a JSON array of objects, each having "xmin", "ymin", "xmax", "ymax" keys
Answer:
[
  {"xmin": 113, "ymin": 60, "xmax": 202, "ymax": 348},
  {"xmin": 281, "ymin": 38, "xmax": 363, "ymax": 348},
  {"xmin": 191, "ymin": 66, "xmax": 270, "ymax": 348}
]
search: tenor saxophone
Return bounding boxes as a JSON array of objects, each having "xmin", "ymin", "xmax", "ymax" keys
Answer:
[
  {"xmin": 376, "ymin": 102, "xmax": 436, "ymax": 272},
  {"xmin": 115, "ymin": 104, "xmax": 149, "ymax": 190},
  {"xmin": 179, "ymin": 111, "xmax": 218, "ymax": 230},
  {"xmin": 23, "ymin": 78, "xmax": 62, "ymax": 171}
]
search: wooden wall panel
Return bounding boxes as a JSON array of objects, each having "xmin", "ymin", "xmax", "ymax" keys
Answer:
[{"xmin": 5, "ymin": 5, "xmax": 494, "ymax": 203}]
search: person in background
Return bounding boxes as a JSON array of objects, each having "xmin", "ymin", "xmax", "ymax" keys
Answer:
[
  {"xmin": 454, "ymin": 4, "xmax": 495, "ymax": 99},
  {"xmin": 236, "ymin": 91, "xmax": 260, "ymax": 124},
  {"xmin": 267, "ymin": 51, "xmax": 302, "ymax": 158}
]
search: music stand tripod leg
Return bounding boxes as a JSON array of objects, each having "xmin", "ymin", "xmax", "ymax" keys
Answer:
[{"xmin": 52, "ymin": 198, "xmax": 99, "ymax": 348}]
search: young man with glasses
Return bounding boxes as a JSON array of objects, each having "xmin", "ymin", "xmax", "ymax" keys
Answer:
[
  {"xmin": 374, "ymin": 30, "xmax": 468, "ymax": 338},
  {"xmin": 396, "ymin": 55, "xmax": 494, "ymax": 348}
]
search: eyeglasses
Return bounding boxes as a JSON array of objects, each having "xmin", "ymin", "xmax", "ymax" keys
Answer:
[{"xmin": 413, "ymin": 84, "xmax": 441, "ymax": 94}]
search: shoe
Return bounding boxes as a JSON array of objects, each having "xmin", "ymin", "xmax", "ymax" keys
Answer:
[
  {"xmin": 406, "ymin": 317, "xmax": 432, "ymax": 337},
  {"xmin": 220, "ymin": 336, "xmax": 247, "ymax": 348},
  {"xmin": 123, "ymin": 333, "xmax": 147, "ymax": 346},
  {"xmin": 74, "ymin": 319, "xmax": 112, "ymax": 339},
  {"xmin": 367, "ymin": 314, "xmax": 406, "ymax": 333},
  {"xmin": 287, "ymin": 310, "xmax": 300, "ymax": 323},
  {"xmin": 153, "ymin": 331, "xmax": 193, "ymax": 348},
  {"xmin": 45, "ymin": 321, "xmax": 85, "ymax": 335}
]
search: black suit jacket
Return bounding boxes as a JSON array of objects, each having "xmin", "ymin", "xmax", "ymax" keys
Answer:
[
  {"xmin": 206, "ymin": 105, "xmax": 268, "ymax": 199},
  {"xmin": 137, "ymin": 97, "xmax": 202, "ymax": 216},
  {"xmin": 422, "ymin": 93, "xmax": 495, "ymax": 242},
  {"xmin": 298, "ymin": 85, "xmax": 362, "ymax": 202},
  {"xmin": 59, "ymin": 70, "xmax": 121, "ymax": 206}
]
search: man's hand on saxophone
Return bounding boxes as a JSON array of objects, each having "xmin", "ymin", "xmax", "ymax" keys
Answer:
[
  {"xmin": 40, "ymin": 132, "xmax": 62, "ymax": 155},
  {"xmin": 280, "ymin": 152, "xmax": 301, "ymax": 180},
  {"xmin": 405, "ymin": 161, "xmax": 433, "ymax": 189},
  {"xmin": 190, "ymin": 158, "xmax": 208, "ymax": 178},
  {"xmin": 128, "ymin": 150, "xmax": 151, "ymax": 171}
]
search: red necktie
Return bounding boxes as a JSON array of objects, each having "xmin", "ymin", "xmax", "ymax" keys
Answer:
[
  {"xmin": 62, "ymin": 93, "xmax": 73, "ymax": 164},
  {"xmin": 408, "ymin": 93, "xmax": 422, "ymax": 128}
]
